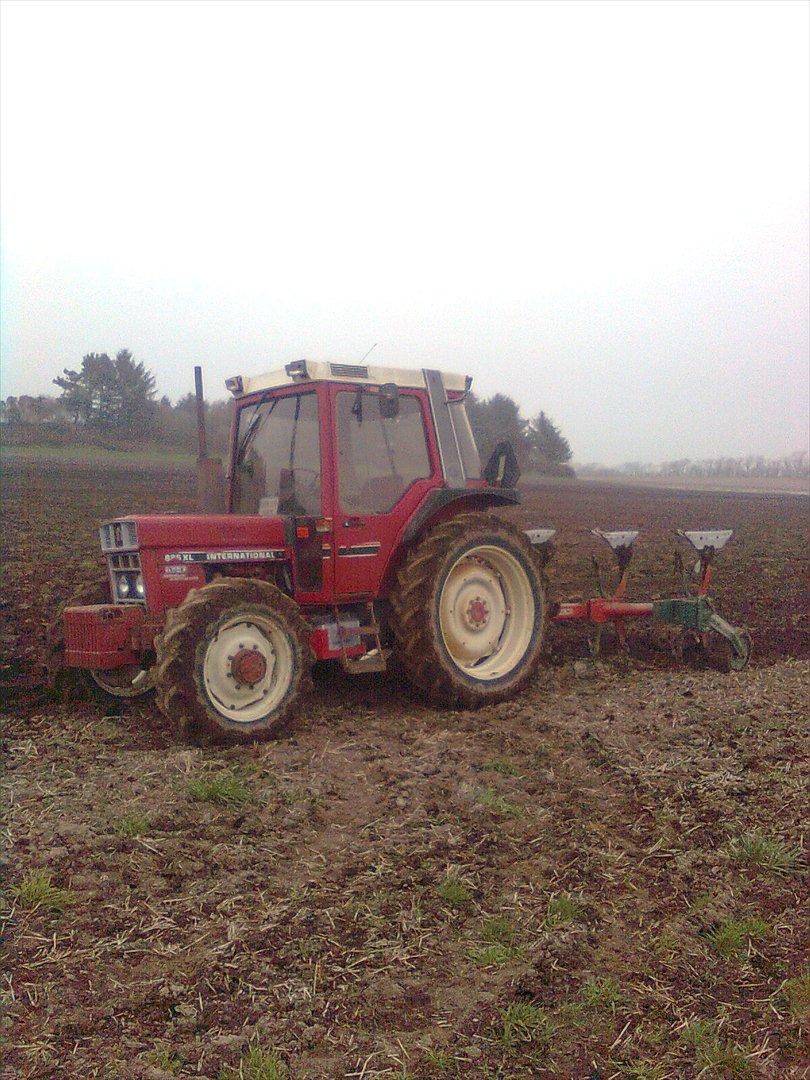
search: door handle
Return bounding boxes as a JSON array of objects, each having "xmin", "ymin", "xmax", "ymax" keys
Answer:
[{"xmin": 342, "ymin": 517, "xmax": 365, "ymax": 528}]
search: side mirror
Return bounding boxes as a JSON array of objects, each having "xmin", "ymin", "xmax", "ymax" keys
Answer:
[
  {"xmin": 483, "ymin": 441, "xmax": 520, "ymax": 488},
  {"xmin": 197, "ymin": 457, "xmax": 226, "ymax": 513},
  {"xmin": 378, "ymin": 383, "xmax": 400, "ymax": 419}
]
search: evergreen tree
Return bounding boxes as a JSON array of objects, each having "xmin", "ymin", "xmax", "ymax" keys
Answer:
[
  {"xmin": 54, "ymin": 350, "xmax": 157, "ymax": 435},
  {"xmin": 528, "ymin": 411, "xmax": 572, "ymax": 470},
  {"xmin": 113, "ymin": 350, "xmax": 157, "ymax": 437},
  {"xmin": 466, "ymin": 392, "xmax": 532, "ymax": 467}
]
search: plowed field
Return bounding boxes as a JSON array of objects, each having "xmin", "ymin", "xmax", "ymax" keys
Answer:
[{"xmin": 2, "ymin": 458, "xmax": 808, "ymax": 1079}]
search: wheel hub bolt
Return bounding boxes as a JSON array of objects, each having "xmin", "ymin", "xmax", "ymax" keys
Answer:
[{"xmin": 230, "ymin": 647, "xmax": 267, "ymax": 687}]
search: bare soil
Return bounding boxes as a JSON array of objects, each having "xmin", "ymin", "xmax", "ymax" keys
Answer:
[{"xmin": 1, "ymin": 460, "xmax": 808, "ymax": 1079}]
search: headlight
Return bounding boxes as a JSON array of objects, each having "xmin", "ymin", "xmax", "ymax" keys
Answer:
[{"xmin": 113, "ymin": 569, "xmax": 145, "ymax": 601}]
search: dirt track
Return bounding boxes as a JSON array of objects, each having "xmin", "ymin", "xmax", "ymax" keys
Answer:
[{"xmin": 2, "ymin": 460, "xmax": 808, "ymax": 1078}]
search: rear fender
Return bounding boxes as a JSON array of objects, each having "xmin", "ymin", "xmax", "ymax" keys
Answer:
[{"xmin": 378, "ymin": 487, "xmax": 520, "ymax": 595}]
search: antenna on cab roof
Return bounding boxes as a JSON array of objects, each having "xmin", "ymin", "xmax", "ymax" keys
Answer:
[{"xmin": 360, "ymin": 343, "xmax": 378, "ymax": 363}]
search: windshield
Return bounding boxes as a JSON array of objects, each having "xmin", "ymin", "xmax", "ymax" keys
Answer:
[{"xmin": 232, "ymin": 392, "xmax": 321, "ymax": 515}]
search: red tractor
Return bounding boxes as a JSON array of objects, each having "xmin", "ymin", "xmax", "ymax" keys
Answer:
[{"xmin": 61, "ymin": 362, "xmax": 550, "ymax": 742}]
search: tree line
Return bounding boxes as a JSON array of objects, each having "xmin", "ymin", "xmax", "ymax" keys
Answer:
[
  {"xmin": 578, "ymin": 453, "xmax": 809, "ymax": 479},
  {"xmin": 1, "ymin": 351, "xmax": 232, "ymax": 452},
  {"xmin": 1, "ymin": 351, "xmax": 575, "ymax": 474}
]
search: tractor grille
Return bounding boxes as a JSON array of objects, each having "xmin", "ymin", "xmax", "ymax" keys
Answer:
[
  {"xmin": 100, "ymin": 520, "xmax": 138, "ymax": 552},
  {"xmin": 108, "ymin": 552, "xmax": 141, "ymax": 571},
  {"xmin": 106, "ymin": 551, "xmax": 145, "ymax": 604}
]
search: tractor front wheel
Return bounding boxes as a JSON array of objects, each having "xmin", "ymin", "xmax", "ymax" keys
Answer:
[
  {"xmin": 390, "ymin": 513, "xmax": 547, "ymax": 707},
  {"xmin": 153, "ymin": 578, "xmax": 313, "ymax": 744}
]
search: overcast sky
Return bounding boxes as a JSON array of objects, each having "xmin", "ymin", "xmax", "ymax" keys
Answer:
[{"xmin": 1, "ymin": 0, "xmax": 807, "ymax": 465}]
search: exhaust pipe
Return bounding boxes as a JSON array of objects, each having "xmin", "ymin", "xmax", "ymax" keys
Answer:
[
  {"xmin": 195, "ymin": 365, "xmax": 208, "ymax": 461},
  {"xmin": 194, "ymin": 366, "xmax": 225, "ymax": 513}
]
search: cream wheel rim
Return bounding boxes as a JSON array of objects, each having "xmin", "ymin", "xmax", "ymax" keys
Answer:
[
  {"xmin": 439, "ymin": 544, "xmax": 535, "ymax": 681},
  {"xmin": 202, "ymin": 613, "xmax": 293, "ymax": 723}
]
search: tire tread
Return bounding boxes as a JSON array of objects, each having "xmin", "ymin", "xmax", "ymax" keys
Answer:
[
  {"xmin": 389, "ymin": 512, "xmax": 547, "ymax": 707},
  {"xmin": 153, "ymin": 577, "xmax": 313, "ymax": 744}
]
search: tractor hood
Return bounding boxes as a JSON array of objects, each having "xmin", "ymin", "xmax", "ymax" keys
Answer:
[{"xmin": 123, "ymin": 514, "xmax": 288, "ymax": 553}]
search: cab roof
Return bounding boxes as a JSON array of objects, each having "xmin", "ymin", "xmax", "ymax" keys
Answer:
[{"xmin": 226, "ymin": 360, "xmax": 471, "ymax": 398}]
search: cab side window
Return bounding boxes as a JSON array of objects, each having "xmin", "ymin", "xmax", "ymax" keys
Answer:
[{"xmin": 337, "ymin": 390, "xmax": 432, "ymax": 514}]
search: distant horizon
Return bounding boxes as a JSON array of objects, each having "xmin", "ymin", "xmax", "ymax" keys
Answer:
[{"xmin": 2, "ymin": 370, "xmax": 806, "ymax": 471}]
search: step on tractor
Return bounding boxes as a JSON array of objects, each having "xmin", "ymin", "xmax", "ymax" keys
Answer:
[{"xmin": 58, "ymin": 361, "xmax": 751, "ymax": 743}]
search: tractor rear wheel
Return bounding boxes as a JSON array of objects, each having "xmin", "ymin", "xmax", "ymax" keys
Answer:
[
  {"xmin": 153, "ymin": 578, "xmax": 313, "ymax": 744},
  {"xmin": 47, "ymin": 578, "xmax": 154, "ymax": 703},
  {"xmin": 390, "ymin": 512, "xmax": 547, "ymax": 707}
]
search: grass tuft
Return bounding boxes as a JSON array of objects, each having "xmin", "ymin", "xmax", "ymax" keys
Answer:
[
  {"xmin": 706, "ymin": 917, "xmax": 769, "ymax": 959},
  {"xmin": 481, "ymin": 916, "xmax": 517, "ymax": 945},
  {"xmin": 499, "ymin": 1001, "xmax": 553, "ymax": 1050},
  {"xmin": 10, "ymin": 870, "xmax": 74, "ymax": 912},
  {"xmin": 477, "ymin": 786, "xmax": 522, "ymax": 817},
  {"xmin": 779, "ymin": 969, "xmax": 810, "ymax": 1023},
  {"xmin": 436, "ymin": 875, "xmax": 473, "ymax": 908},
  {"xmin": 117, "ymin": 813, "xmax": 150, "ymax": 838},
  {"xmin": 467, "ymin": 917, "xmax": 520, "ymax": 964},
  {"xmin": 467, "ymin": 942, "xmax": 515, "ymax": 966},
  {"xmin": 679, "ymin": 1018, "xmax": 718, "ymax": 1047},
  {"xmin": 187, "ymin": 774, "xmax": 253, "ymax": 808},
  {"xmin": 679, "ymin": 1018, "xmax": 752, "ymax": 1076},
  {"xmin": 545, "ymin": 892, "xmax": 584, "ymax": 927},
  {"xmin": 728, "ymin": 832, "xmax": 799, "ymax": 873},
  {"xmin": 143, "ymin": 1044, "xmax": 184, "ymax": 1073},
  {"xmin": 219, "ymin": 1046, "xmax": 289, "ymax": 1080},
  {"xmin": 695, "ymin": 1039, "xmax": 752, "ymax": 1077},
  {"xmin": 422, "ymin": 1048, "xmax": 454, "ymax": 1072},
  {"xmin": 581, "ymin": 976, "xmax": 624, "ymax": 1011},
  {"xmin": 554, "ymin": 1000, "xmax": 588, "ymax": 1030},
  {"xmin": 483, "ymin": 760, "xmax": 519, "ymax": 776},
  {"xmin": 625, "ymin": 1062, "xmax": 666, "ymax": 1080}
]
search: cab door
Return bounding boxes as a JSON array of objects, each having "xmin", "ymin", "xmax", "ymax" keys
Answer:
[{"xmin": 330, "ymin": 383, "xmax": 440, "ymax": 600}]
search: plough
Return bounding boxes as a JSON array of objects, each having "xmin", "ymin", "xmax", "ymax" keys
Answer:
[{"xmin": 528, "ymin": 526, "xmax": 752, "ymax": 670}]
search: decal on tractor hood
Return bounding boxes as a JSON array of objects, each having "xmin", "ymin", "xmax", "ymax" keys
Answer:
[
  {"xmin": 163, "ymin": 564, "xmax": 190, "ymax": 577},
  {"xmin": 164, "ymin": 549, "xmax": 286, "ymax": 564}
]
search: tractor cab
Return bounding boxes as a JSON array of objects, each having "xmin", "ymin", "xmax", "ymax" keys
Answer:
[
  {"xmin": 227, "ymin": 359, "xmax": 483, "ymax": 516},
  {"xmin": 220, "ymin": 361, "xmax": 512, "ymax": 605}
]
